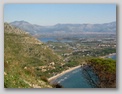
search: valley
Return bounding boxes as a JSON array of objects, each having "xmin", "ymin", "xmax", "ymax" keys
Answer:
[{"xmin": 39, "ymin": 34, "xmax": 116, "ymax": 68}]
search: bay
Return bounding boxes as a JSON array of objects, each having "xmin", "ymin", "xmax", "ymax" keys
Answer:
[
  {"xmin": 51, "ymin": 54, "xmax": 116, "ymax": 88},
  {"xmin": 39, "ymin": 37, "xmax": 57, "ymax": 42},
  {"xmin": 108, "ymin": 54, "xmax": 116, "ymax": 60},
  {"xmin": 51, "ymin": 66, "xmax": 99, "ymax": 88}
]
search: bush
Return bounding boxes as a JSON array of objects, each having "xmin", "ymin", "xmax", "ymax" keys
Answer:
[{"xmin": 40, "ymin": 76, "xmax": 48, "ymax": 82}]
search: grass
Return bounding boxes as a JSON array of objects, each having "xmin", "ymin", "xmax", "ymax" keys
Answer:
[
  {"xmin": 4, "ymin": 23, "xmax": 64, "ymax": 88},
  {"xmin": 88, "ymin": 58, "xmax": 116, "ymax": 73}
]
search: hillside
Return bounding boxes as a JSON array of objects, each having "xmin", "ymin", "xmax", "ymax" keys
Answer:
[
  {"xmin": 4, "ymin": 23, "xmax": 65, "ymax": 88},
  {"xmin": 10, "ymin": 21, "xmax": 116, "ymax": 36},
  {"xmin": 86, "ymin": 58, "xmax": 116, "ymax": 88}
]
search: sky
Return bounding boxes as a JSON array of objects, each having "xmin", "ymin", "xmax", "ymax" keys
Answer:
[{"xmin": 4, "ymin": 4, "xmax": 116, "ymax": 26}]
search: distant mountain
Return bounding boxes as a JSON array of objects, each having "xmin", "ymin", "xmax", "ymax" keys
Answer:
[
  {"xmin": 10, "ymin": 21, "xmax": 116, "ymax": 36},
  {"xmin": 10, "ymin": 21, "xmax": 44, "ymax": 35}
]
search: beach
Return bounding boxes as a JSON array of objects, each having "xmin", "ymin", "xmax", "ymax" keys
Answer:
[
  {"xmin": 48, "ymin": 53, "xmax": 116, "ymax": 82},
  {"xmin": 48, "ymin": 65, "xmax": 81, "ymax": 82}
]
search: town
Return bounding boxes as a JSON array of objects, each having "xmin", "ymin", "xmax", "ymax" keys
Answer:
[{"xmin": 44, "ymin": 34, "xmax": 116, "ymax": 63}]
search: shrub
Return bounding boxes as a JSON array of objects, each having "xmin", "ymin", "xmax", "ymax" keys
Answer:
[{"xmin": 40, "ymin": 76, "xmax": 48, "ymax": 82}]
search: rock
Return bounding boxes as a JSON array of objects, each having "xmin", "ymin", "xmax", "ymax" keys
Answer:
[{"xmin": 4, "ymin": 72, "xmax": 7, "ymax": 75}]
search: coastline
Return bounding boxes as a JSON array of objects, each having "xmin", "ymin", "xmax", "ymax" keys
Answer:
[
  {"xmin": 48, "ymin": 53, "xmax": 116, "ymax": 82},
  {"xmin": 99, "ymin": 53, "xmax": 116, "ymax": 59},
  {"xmin": 48, "ymin": 65, "xmax": 81, "ymax": 82}
]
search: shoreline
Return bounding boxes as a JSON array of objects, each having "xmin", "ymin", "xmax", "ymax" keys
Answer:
[
  {"xmin": 99, "ymin": 53, "xmax": 116, "ymax": 59},
  {"xmin": 48, "ymin": 53, "xmax": 116, "ymax": 82},
  {"xmin": 48, "ymin": 65, "xmax": 81, "ymax": 82}
]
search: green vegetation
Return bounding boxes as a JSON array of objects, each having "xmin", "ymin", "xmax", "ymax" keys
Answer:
[
  {"xmin": 4, "ymin": 23, "xmax": 64, "ymax": 88},
  {"xmin": 87, "ymin": 58, "xmax": 116, "ymax": 88},
  {"xmin": 88, "ymin": 58, "xmax": 116, "ymax": 73},
  {"xmin": 4, "ymin": 23, "xmax": 116, "ymax": 88},
  {"xmin": 72, "ymin": 48, "xmax": 116, "ymax": 57}
]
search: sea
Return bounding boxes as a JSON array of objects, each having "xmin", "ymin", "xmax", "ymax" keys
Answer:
[
  {"xmin": 108, "ymin": 54, "xmax": 116, "ymax": 60},
  {"xmin": 39, "ymin": 37, "xmax": 58, "ymax": 42},
  {"xmin": 51, "ymin": 54, "xmax": 116, "ymax": 88},
  {"xmin": 39, "ymin": 37, "xmax": 72, "ymax": 43}
]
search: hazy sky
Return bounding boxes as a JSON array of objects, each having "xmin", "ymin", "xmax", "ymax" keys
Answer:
[{"xmin": 4, "ymin": 4, "xmax": 116, "ymax": 25}]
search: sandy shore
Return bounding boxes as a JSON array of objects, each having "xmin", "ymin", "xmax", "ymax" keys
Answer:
[
  {"xmin": 48, "ymin": 65, "xmax": 81, "ymax": 82},
  {"xmin": 48, "ymin": 53, "xmax": 116, "ymax": 82}
]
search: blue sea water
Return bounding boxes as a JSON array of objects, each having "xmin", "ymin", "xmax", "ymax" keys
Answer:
[
  {"xmin": 39, "ymin": 37, "xmax": 72, "ymax": 43},
  {"xmin": 39, "ymin": 37, "xmax": 57, "ymax": 42},
  {"xmin": 51, "ymin": 66, "xmax": 99, "ymax": 88},
  {"xmin": 108, "ymin": 54, "xmax": 116, "ymax": 60},
  {"xmin": 51, "ymin": 54, "xmax": 116, "ymax": 88}
]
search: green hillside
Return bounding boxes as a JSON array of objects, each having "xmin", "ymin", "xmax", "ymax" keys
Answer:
[
  {"xmin": 4, "ymin": 23, "xmax": 64, "ymax": 88},
  {"xmin": 87, "ymin": 58, "xmax": 116, "ymax": 88}
]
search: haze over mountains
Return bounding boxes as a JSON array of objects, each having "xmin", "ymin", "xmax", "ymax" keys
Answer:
[{"xmin": 10, "ymin": 21, "xmax": 116, "ymax": 36}]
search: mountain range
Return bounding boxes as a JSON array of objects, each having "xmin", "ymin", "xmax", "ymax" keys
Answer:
[{"xmin": 10, "ymin": 21, "xmax": 116, "ymax": 36}]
